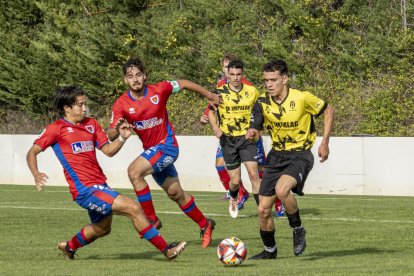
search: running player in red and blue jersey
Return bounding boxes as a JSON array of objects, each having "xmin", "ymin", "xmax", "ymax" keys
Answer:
[
  {"xmin": 107, "ymin": 58, "xmax": 219, "ymax": 248},
  {"xmin": 26, "ymin": 86, "xmax": 186, "ymax": 261}
]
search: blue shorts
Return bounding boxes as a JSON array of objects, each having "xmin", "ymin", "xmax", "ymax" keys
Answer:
[
  {"xmin": 256, "ymin": 136, "xmax": 266, "ymax": 166},
  {"xmin": 141, "ymin": 143, "xmax": 179, "ymax": 185},
  {"xmin": 216, "ymin": 136, "xmax": 266, "ymax": 166},
  {"xmin": 75, "ymin": 184, "xmax": 119, "ymax": 224}
]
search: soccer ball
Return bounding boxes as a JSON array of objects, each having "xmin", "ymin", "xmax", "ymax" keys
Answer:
[{"xmin": 217, "ymin": 237, "xmax": 247, "ymax": 266}]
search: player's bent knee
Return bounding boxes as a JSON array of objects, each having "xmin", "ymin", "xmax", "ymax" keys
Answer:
[
  {"xmin": 129, "ymin": 203, "xmax": 144, "ymax": 216},
  {"xmin": 275, "ymin": 186, "xmax": 289, "ymax": 200},
  {"xmin": 257, "ymin": 206, "xmax": 271, "ymax": 218},
  {"xmin": 121, "ymin": 202, "xmax": 144, "ymax": 219},
  {"xmin": 127, "ymin": 164, "xmax": 145, "ymax": 181},
  {"xmin": 167, "ymin": 189, "xmax": 182, "ymax": 202},
  {"xmin": 216, "ymin": 157, "xmax": 225, "ymax": 167}
]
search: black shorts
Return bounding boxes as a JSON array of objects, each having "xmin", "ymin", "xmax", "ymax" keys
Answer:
[
  {"xmin": 260, "ymin": 149, "xmax": 314, "ymax": 196},
  {"xmin": 219, "ymin": 135, "xmax": 257, "ymax": 170}
]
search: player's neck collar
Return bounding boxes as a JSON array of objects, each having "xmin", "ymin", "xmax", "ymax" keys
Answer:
[
  {"xmin": 228, "ymin": 83, "xmax": 243, "ymax": 93},
  {"xmin": 128, "ymin": 86, "xmax": 148, "ymax": 101},
  {"xmin": 271, "ymin": 87, "xmax": 289, "ymax": 105},
  {"xmin": 61, "ymin": 116, "xmax": 84, "ymax": 125}
]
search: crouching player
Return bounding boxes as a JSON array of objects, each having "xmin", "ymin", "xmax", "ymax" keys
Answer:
[{"xmin": 26, "ymin": 86, "xmax": 186, "ymax": 261}]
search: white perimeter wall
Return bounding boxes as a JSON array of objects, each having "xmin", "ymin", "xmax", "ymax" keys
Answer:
[{"xmin": 1, "ymin": 135, "xmax": 413, "ymax": 196}]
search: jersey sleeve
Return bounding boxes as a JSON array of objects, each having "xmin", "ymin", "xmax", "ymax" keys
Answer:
[
  {"xmin": 303, "ymin": 91, "xmax": 327, "ymax": 117},
  {"xmin": 167, "ymin": 80, "xmax": 181, "ymax": 93},
  {"xmin": 249, "ymin": 100, "xmax": 264, "ymax": 131},
  {"xmin": 109, "ymin": 98, "xmax": 125, "ymax": 129},
  {"xmin": 93, "ymin": 120, "xmax": 109, "ymax": 149},
  {"xmin": 253, "ymin": 87, "xmax": 260, "ymax": 102},
  {"xmin": 34, "ymin": 124, "xmax": 60, "ymax": 151}
]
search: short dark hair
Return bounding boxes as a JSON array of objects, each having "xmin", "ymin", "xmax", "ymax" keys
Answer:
[
  {"xmin": 263, "ymin": 59, "xmax": 288, "ymax": 75},
  {"xmin": 228, "ymin": 59, "xmax": 244, "ymax": 71},
  {"xmin": 222, "ymin": 53, "xmax": 239, "ymax": 62},
  {"xmin": 123, "ymin": 58, "xmax": 145, "ymax": 75},
  {"xmin": 53, "ymin": 86, "xmax": 85, "ymax": 116}
]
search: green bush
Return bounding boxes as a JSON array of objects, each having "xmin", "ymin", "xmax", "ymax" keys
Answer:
[{"xmin": 0, "ymin": 0, "xmax": 413, "ymax": 136}]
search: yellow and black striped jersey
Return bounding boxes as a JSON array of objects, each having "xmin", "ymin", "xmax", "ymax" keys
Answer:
[
  {"xmin": 215, "ymin": 83, "xmax": 260, "ymax": 136},
  {"xmin": 250, "ymin": 88, "xmax": 327, "ymax": 151}
]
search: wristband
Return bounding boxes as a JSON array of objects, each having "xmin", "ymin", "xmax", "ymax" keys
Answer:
[{"xmin": 118, "ymin": 136, "xmax": 126, "ymax": 143}]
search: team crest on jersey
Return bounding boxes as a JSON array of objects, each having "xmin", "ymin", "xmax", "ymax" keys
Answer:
[
  {"xmin": 71, "ymin": 141, "xmax": 94, "ymax": 154},
  {"xmin": 129, "ymin": 107, "xmax": 135, "ymax": 114},
  {"xmin": 150, "ymin": 95, "xmax": 159, "ymax": 104},
  {"xmin": 85, "ymin": 125, "xmax": 94, "ymax": 133},
  {"xmin": 290, "ymin": 101, "xmax": 296, "ymax": 109},
  {"xmin": 67, "ymin": 127, "xmax": 74, "ymax": 133}
]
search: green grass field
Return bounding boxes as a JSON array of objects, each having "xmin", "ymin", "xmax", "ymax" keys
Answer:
[{"xmin": 0, "ymin": 184, "xmax": 413, "ymax": 275}]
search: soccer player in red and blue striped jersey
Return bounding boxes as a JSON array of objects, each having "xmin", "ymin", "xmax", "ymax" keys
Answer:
[
  {"xmin": 107, "ymin": 58, "xmax": 219, "ymax": 248},
  {"xmin": 26, "ymin": 86, "xmax": 186, "ymax": 261}
]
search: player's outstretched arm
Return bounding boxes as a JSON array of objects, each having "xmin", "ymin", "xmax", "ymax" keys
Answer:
[
  {"xmin": 101, "ymin": 119, "xmax": 133, "ymax": 157},
  {"xmin": 107, "ymin": 128, "xmax": 119, "ymax": 142},
  {"xmin": 26, "ymin": 144, "xmax": 49, "ymax": 192},
  {"xmin": 318, "ymin": 104, "xmax": 334, "ymax": 163},
  {"xmin": 177, "ymin": 80, "xmax": 219, "ymax": 108}
]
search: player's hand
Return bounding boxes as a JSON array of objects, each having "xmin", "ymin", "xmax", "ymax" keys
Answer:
[
  {"xmin": 245, "ymin": 128, "xmax": 259, "ymax": 141},
  {"xmin": 208, "ymin": 92, "xmax": 220, "ymax": 110},
  {"xmin": 115, "ymin": 118, "xmax": 128, "ymax": 130},
  {"xmin": 212, "ymin": 126, "xmax": 222, "ymax": 138},
  {"xmin": 200, "ymin": 114, "xmax": 208, "ymax": 124},
  {"xmin": 34, "ymin": 172, "xmax": 48, "ymax": 192},
  {"xmin": 117, "ymin": 118, "xmax": 133, "ymax": 140},
  {"xmin": 318, "ymin": 143, "xmax": 330, "ymax": 163}
]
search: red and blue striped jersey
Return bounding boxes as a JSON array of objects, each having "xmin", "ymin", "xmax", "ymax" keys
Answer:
[
  {"xmin": 110, "ymin": 82, "xmax": 178, "ymax": 150},
  {"xmin": 34, "ymin": 117, "xmax": 109, "ymax": 200}
]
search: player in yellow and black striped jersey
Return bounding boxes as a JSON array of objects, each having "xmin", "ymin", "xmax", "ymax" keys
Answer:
[
  {"xmin": 208, "ymin": 59, "xmax": 261, "ymax": 219},
  {"xmin": 215, "ymin": 78, "xmax": 259, "ymax": 136},
  {"xmin": 251, "ymin": 87, "xmax": 326, "ymax": 151},
  {"xmin": 246, "ymin": 59, "xmax": 334, "ymax": 260}
]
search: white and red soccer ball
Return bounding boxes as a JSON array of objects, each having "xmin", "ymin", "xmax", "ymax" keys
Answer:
[{"xmin": 217, "ymin": 237, "xmax": 247, "ymax": 266}]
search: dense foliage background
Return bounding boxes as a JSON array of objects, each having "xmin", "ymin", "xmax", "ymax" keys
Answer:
[{"xmin": 0, "ymin": 0, "xmax": 413, "ymax": 136}]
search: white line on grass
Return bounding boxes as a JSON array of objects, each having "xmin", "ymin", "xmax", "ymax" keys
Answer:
[
  {"xmin": 3, "ymin": 188, "xmax": 411, "ymax": 202},
  {"xmin": 1, "ymin": 205, "xmax": 414, "ymax": 224},
  {"xmin": 0, "ymin": 189, "xmax": 224, "ymax": 198}
]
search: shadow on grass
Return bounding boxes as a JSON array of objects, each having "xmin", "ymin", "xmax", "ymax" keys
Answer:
[
  {"xmin": 299, "ymin": 208, "xmax": 322, "ymax": 216},
  {"xmin": 236, "ymin": 207, "xmax": 322, "ymax": 218},
  {"xmin": 302, "ymin": 247, "xmax": 395, "ymax": 261},
  {"xmin": 84, "ymin": 251, "xmax": 185, "ymax": 262}
]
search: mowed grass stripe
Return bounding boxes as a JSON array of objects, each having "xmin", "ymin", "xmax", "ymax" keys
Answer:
[{"xmin": 1, "ymin": 204, "xmax": 413, "ymax": 224}]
